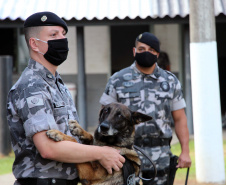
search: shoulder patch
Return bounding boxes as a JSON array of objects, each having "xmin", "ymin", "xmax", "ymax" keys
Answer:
[
  {"xmin": 26, "ymin": 94, "xmax": 44, "ymax": 108},
  {"xmin": 160, "ymin": 81, "xmax": 170, "ymax": 92}
]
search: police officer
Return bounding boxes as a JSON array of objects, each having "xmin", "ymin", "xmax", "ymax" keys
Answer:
[
  {"xmin": 99, "ymin": 32, "xmax": 191, "ymax": 185},
  {"xmin": 7, "ymin": 11, "xmax": 125, "ymax": 185}
]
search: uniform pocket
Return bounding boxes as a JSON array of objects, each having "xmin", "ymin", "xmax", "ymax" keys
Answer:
[
  {"xmin": 117, "ymin": 90, "xmax": 141, "ymax": 106},
  {"xmin": 53, "ymin": 102, "xmax": 68, "ymax": 118},
  {"xmin": 53, "ymin": 106, "xmax": 67, "ymax": 116}
]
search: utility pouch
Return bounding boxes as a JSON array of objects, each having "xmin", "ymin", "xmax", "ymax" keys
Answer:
[{"xmin": 167, "ymin": 155, "xmax": 179, "ymax": 185}]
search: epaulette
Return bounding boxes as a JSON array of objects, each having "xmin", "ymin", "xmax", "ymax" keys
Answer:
[
  {"xmin": 112, "ymin": 66, "xmax": 132, "ymax": 79},
  {"xmin": 165, "ymin": 70, "xmax": 178, "ymax": 80}
]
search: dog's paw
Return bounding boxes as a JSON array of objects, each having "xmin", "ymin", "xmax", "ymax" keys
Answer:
[
  {"xmin": 46, "ymin": 130, "xmax": 64, "ymax": 142},
  {"xmin": 69, "ymin": 120, "xmax": 83, "ymax": 136}
]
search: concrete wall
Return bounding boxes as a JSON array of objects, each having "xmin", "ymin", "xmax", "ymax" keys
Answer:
[
  {"xmin": 84, "ymin": 26, "xmax": 111, "ymax": 74},
  {"xmin": 153, "ymin": 24, "xmax": 181, "ymax": 74},
  {"xmin": 58, "ymin": 26, "xmax": 111, "ymax": 75}
]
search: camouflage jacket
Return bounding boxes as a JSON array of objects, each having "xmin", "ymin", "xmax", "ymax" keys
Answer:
[
  {"xmin": 7, "ymin": 59, "xmax": 79, "ymax": 180},
  {"xmin": 100, "ymin": 62, "xmax": 186, "ymax": 139}
]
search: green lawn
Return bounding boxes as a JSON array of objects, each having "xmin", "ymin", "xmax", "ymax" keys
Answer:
[
  {"xmin": 171, "ymin": 139, "xmax": 196, "ymax": 180},
  {"xmin": 171, "ymin": 139, "xmax": 226, "ymax": 181},
  {"xmin": 0, "ymin": 152, "xmax": 14, "ymax": 175},
  {"xmin": 0, "ymin": 139, "xmax": 226, "ymax": 178}
]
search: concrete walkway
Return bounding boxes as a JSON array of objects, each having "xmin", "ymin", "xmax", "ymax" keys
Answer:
[{"xmin": 0, "ymin": 173, "xmax": 15, "ymax": 185}]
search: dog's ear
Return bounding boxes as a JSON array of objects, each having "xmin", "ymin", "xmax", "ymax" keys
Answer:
[{"xmin": 131, "ymin": 111, "xmax": 152, "ymax": 125}]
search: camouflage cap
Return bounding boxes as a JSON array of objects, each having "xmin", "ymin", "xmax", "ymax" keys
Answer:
[
  {"xmin": 24, "ymin": 11, "xmax": 68, "ymax": 33},
  {"xmin": 136, "ymin": 32, "xmax": 160, "ymax": 53}
]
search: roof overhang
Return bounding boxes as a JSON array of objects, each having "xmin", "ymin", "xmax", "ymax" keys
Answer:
[{"xmin": 0, "ymin": 0, "xmax": 226, "ymax": 28}]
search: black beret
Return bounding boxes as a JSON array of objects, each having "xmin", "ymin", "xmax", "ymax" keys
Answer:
[
  {"xmin": 136, "ymin": 32, "xmax": 160, "ymax": 53},
  {"xmin": 24, "ymin": 11, "xmax": 68, "ymax": 33}
]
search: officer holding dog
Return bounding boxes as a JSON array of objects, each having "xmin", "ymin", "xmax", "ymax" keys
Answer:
[
  {"xmin": 100, "ymin": 32, "xmax": 191, "ymax": 185},
  {"xmin": 7, "ymin": 11, "xmax": 125, "ymax": 185}
]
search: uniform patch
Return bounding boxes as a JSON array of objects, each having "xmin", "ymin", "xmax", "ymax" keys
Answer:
[
  {"xmin": 26, "ymin": 94, "xmax": 44, "ymax": 108},
  {"xmin": 123, "ymin": 82, "xmax": 134, "ymax": 87},
  {"xmin": 123, "ymin": 74, "xmax": 132, "ymax": 81},
  {"xmin": 160, "ymin": 81, "xmax": 170, "ymax": 92}
]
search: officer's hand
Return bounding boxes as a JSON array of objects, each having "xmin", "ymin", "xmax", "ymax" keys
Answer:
[
  {"xmin": 176, "ymin": 152, "xmax": 191, "ymax": 168},
  {"xmin": 98, "ymin": 146, "xmax": 125, "ymax": 174}
]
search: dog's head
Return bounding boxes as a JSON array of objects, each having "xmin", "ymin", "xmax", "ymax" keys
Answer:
[{"xmin": 94, "ymin": 102, "xmax": 152, "ymax": 148}]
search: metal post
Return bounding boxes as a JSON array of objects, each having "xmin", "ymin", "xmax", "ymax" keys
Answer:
[
  {"xmin": 0, "ymin": 55, "xmax": 12, "ymax": 155},
  {"xmin": 76, "ymin": 27, "xmax": 87, "ymax": 130},
  {"xmin": 190, "ymin": 0, "xmax": 225, "ymax": 183}
]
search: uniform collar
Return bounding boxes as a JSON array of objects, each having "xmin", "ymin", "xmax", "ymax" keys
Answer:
[
  {"xmin": 131, "ymin": 62, "xmax": 161, "ymax": 80},
  {"xmin": 27, "ymin": 59, "xmax": 64, "ymax": 86}
]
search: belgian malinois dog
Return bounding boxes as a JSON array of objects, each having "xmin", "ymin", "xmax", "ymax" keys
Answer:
[{"xmin": 46, "ymin": 102, "xmax": 152, "ymax": 185}]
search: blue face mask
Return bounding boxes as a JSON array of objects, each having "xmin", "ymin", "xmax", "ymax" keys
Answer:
[
  {"xmin": 36, "ymin": 38, "xmax": 69, "ymax": 66},
  {"xmin": 135, "ymin": 52, "xmax": 157, "ymax": 68}
]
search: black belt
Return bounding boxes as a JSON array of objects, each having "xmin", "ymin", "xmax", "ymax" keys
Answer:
[
  {"xmin": 143, "ymin": 168, "xmax": 170, "ymax": 177},
  {"xmin": 135, "ymin": 137, "xmax": 171, "ymax": 147},
  {"xmin": 17, "ymin": 178, "xmax": 79, "ymax": 185}
]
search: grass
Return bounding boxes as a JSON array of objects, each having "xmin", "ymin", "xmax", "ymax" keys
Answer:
[
  {"xmin": 171, "ymin": 139, "xmax": 196, "ymax": 180},
  {"xmin": 0, "ymin": 152, "xmax": 14, "ymax": 175},
  {"xmin": 0, "ymin": 139, "xmax": 225, "ymax": 179},
  {"xmin": 171, "ymin": 139, "xmax": 226, "ymax": 181}
]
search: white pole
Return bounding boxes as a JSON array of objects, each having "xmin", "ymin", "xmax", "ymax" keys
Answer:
[{"xmin": 190, "ymin": 0, "xmax": 225, "ymax": 184}]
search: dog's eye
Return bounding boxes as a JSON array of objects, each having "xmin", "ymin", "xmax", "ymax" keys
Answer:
[
  {"xmin": 104, "ymin": 109, "xmax": 108, "ymax": 113},
  {"xmin": 117, "ymin": 113, "xmax": 122, "ymax": 118}
]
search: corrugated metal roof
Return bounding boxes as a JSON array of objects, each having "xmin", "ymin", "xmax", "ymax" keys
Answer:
[{"xmin": 0, "ymin": 0, "xmax": 225, "ymax": 21}]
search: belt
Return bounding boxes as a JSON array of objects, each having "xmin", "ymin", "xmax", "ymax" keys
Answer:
[
  {"xmin": 143, "ymin": 168, "xmax": 170, "ymax": 177},
  {"xmin": 17, "ymin": 178, "xmax": 79, "ymax": 185},
  {"xmin": 135, "ymin": 137, "xmax": 171, "ymax": 147}
]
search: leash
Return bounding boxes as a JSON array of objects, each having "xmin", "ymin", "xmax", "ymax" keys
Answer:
[
  {"xmin": 185, "ymin": 167, "xmax": 190, "ymax": 185},
  {"xmin": 133, "ymin": 145, "xmax": 157, "ymax": 182}
]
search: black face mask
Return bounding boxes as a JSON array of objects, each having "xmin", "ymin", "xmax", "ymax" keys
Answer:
[
  {"xmin": 37, "ymin": 38, "xmax": 69, "ymax": 66},
  {"xmin": 135, "ymin": 52, "xmax": 157, "ymax": 68}
]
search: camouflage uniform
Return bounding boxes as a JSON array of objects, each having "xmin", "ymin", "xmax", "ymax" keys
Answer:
[
  {"xmin": 7, "ymin": 59, "xmax": 80, "ymax": 185},
  {"xmin": 100, "ymin": 62, "xmax": 186, "ymax": 184}
]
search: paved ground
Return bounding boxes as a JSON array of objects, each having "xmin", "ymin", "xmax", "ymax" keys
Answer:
[
  {"xmin": 0, "ymin": 173, "xmax": 15, "ymax": 185},
  {"xmin": 1, "ymin": 129, "xmax": 226, "ymax": 185}
]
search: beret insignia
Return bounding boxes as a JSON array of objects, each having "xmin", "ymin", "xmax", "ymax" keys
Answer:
[
  {"xmin": 41, "ymin": 15, "xmax": 47, "ymax": 22},
  {"xmin": 139, "ymin": 34, "xmax": 142, "ymax": 40}
]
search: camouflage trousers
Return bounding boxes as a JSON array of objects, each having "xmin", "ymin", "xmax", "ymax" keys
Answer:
[{"xmin": 139, "ymin": 145, "xmax": 171, "ymax": 185}]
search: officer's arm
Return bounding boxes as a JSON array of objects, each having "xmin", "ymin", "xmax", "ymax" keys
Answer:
[
  {"xmin": 172, "ymin": 109, "xmax": 191, "ymax": 168},
  {"xmin": 33, "ymin": 131, "xmax": 125, "ymax": 174}
]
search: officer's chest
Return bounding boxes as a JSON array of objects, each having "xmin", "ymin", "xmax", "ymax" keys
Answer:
[
  {"xmin": 49, "ymin": 81, "xmax": 78, "ymax": 129},
  {"xmin": 116, "ymin": 73, "xmax": 174, "ymax": 103}
]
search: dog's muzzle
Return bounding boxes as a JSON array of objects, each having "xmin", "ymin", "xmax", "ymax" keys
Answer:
[{"xmin": 98, "ymin": 122, "xmax": 117, "ymax": 136}]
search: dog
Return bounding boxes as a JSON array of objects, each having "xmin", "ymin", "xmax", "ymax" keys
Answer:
[{"xmin": 46, "ymin": 102, "xmax": 152, "ymax": 185}]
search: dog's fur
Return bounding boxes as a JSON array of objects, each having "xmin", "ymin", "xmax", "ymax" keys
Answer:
[{"xmin": 46, "ymin": 102, "xmax": 152, "ymax": 185}]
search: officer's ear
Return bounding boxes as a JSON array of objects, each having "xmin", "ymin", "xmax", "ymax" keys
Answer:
[
  {"xmin": 133, "ymin": 47, "xmax": 136, "ymax": 57},
  {"xmin": 157, "ymin": 52, "xmax": 160, "ymax": 58},
  {"xmin": 131, "ymin": 111, "xmax": 152, "ymax": 125},
  {"xmin": 29, "ymin": 37, "xmax": 39, "ymax": 52}
]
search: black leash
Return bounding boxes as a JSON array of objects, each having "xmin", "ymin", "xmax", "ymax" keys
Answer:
[
  {"xmin": 133, "ymin": 145, "xmax": 157, "ymax": 182},
  {"xmin": 185, "ymin": 167, "xmax": 190, "ymax": 185}
]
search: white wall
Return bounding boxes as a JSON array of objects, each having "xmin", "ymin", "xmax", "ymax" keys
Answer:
[
  {"xmin": 58, "ymin": 26, "xmax": 111, "ymax": 75},
  {"xmin": 153, "ymin": 24, "xmax": 181, "ymax": 73},
  {"xmin": 85, "ymin": 26, "xmax": 111, "ymax": 74}
]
